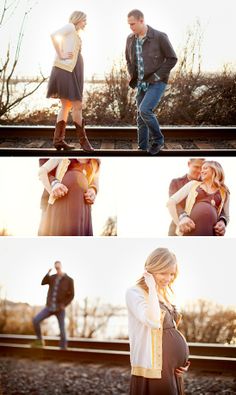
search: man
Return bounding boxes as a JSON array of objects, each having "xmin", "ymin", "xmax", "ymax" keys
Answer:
[
  {"xmin": 168, "ymin": 158, "xmax": 228, "ymax": 236},
  {"xmin": 31, "ymin": 261, "xmax": 74, "ymax": 349},
  {"xmin": 126, "ymin": 9, "xmax": 177, "ymax": 155}
]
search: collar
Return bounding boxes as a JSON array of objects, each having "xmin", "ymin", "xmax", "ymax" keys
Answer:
[
  {"xmin": 146, "ymin": 25, "xmax": 154, "ymax": 39},
  {"xmin": 130, "ymin": 25, "xmax": 154, "ymax": 41}
]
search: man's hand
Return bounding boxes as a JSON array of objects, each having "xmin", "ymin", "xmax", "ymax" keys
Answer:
[
  {"xmin": 84, "ymin": 188, "xmax": 96, "ymax": 205},
  {"xmin": 214, "ymin": 220, "xmax": 226, "ymax": 236},
  {"xmin": 52, "ymin": 183, "xmax": 68, "ymax": 199},
  {"xmin": 175, "ymin": 361, "xmax": 191, "ymax": 376},
  {"xmin": 178, "ymin": 216, "xmax": 195, "ymax": 234}
]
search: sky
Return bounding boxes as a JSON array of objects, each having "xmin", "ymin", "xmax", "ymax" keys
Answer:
[
  {"xmin": 0, "ymin": 157, "xmax": 117, "ymax": 236},
  {"xmin": 0, "ymin": 0, "xmax": 236, "ymax": 79},
  {"xmin": 0, "ymin": 237, "xmax": 235, "ymax": 309}
]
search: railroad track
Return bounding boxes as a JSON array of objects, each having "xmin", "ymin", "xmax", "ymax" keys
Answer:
[
  {"xmin": 0, "ymin": 335, "xmax": 235, "ymax": 373},
  {"xmin": 0, "ymin": 126, "xmax": 236, "ymax": 155}
]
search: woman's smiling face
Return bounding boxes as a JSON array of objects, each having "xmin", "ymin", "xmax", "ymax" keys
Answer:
[
  {"xmin": 153, "ymin": 264, "xmax": 177, "ymax": 289},
  {"xmin": 201, "ymin": 163, "xmax": 213, "ymax": 181},
  {"xmin": 75, "ymin": 18, "xmax": 87, "ymax": 31}
]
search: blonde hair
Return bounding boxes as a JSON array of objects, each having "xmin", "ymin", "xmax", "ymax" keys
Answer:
[
  {"xmin": 203, "ymin": 160, "xmax": 229, "ymax": 193},
  {"xmin": 69, "ymin": 11, "xmax": 87, "ymax": 26},
  {"xmin": 137, "ymin": 247, "xmax": 178, "ymax": 302}
]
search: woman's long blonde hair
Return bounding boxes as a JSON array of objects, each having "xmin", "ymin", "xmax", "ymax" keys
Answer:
[
  {"xmin": 203, "ymin": 160, "xmax": 229, "ymax": 193},
  {"xmin": 137, "ymin": 247, "xmax": 178, "ymax": 302},
  {"xmin": 69, "ymin": 11, "xmax": 87, "ymax": 26}
]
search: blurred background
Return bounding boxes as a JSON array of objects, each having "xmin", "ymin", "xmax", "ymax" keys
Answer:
[{"xmin": 0, "ymin": 237, "xmax": 235, "ymax": 343}]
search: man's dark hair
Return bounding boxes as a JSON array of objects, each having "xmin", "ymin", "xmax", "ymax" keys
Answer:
[{"xmin": 127, "ymin": 9, "xmax": 144, "ymax": 20}]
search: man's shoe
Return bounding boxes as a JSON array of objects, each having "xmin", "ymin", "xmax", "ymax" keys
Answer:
[
  {"xmin": 148, "ymin": 143, "xmax": 164, "ymax": 155},
  {"xmin": 30, "ymin": 339, "xmax": 45, "ymax": 348}
]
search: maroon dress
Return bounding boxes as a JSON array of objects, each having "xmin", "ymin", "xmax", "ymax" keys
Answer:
[
  {"xmin": 38, "ymin": 159, "xmax": 99, "ymax": 236},
  {"xmin": 185, "ymin": 187, "xmax": 222, "ymax": 236}
]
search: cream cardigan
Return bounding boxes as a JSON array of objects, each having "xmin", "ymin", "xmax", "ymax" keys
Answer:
[
  {"xmin": 126, "ymin": 286, "xmax": 166, "ymax": 379},
  {"xmin": 51, "ymin": 23, "xmax": 81, "ymax": 72}
]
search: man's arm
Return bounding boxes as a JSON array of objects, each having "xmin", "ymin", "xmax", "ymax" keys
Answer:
[
  {"xmin": 41, "ymin": 269, "xmax": 52, "ymax": 285},
  {"xmin": 156, "ymin": 33, "xmax": 177, "ymax": 80},
  {"xmin": 214, "ymin": 192, "xmax": 230, "ymax": 236},
  {"xmin": 219, "ymin": 192, "xmax": 230, "ymax": 225},
  {"xmin": 125, "ymin": 38, "xmax": 132, "ymax": 77},
  {"xmin": 64, "ymin": 278, "xmax": 75, "ymax": 307}
]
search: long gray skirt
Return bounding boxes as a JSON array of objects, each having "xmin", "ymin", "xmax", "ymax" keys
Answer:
[{"xmin": 47, "ymin": 52, "xmax": 84, "ymax": 101}]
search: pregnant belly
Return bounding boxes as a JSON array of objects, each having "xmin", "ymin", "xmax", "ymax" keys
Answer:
[
  {"xmin": 163, "ymin": 329, "xmax": 189, "ymax": 368},
  {"xmin": 62, "ymin": 169, "xmax": 89, "ymax": 191},
  {"xmin": 189, "ymin": 202, "xmax": 218, "ymax": 236}
]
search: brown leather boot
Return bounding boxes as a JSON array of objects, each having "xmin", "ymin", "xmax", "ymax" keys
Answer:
[
  {"xmin": 53, "ymin": 120, "xmax": 75, "ymax": 151},
  {"xmin": 74, "ymin": 119, "xmax": 94, "ymax": 152}
]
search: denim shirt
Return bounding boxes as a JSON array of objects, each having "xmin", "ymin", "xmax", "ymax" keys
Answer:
[{"xmin": 135, "ymin": 36, "xmax": 149, "ymax": 93}]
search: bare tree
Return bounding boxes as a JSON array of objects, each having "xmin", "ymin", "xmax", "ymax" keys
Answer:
[
  {"xmin": 175, "ymin": 19, "xmax": 204, "ymax": 77},
  {"xmin": 67, "ymin": 301, "xmax": 80, "ymax": 338},
  {"xmin": 0, "ymin": 0, "xmax": 46, "ymax": 119},
  {"xmin": 179, "ymin": 299, "xmax": 236, "ymax": 344},
  {"xmin": 79, "ymin": 297, "xmax": 124, "ymax": 338},
  {"xmin": 100, "ymin": 216, "xmax": 117, "ymax": 236},
  {"xmin": 67, "ymin": 298, "xmax": 124, "ymax": 338}
]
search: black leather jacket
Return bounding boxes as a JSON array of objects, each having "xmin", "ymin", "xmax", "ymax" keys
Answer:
[{"xmin": 125, "ymin": 25, "xmax": 177, "ymax": 87}]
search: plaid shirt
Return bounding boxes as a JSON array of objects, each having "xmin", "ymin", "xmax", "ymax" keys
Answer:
[
  {"xmin": 49, "ymin": 275, "xmax": 62, "ymax": 312},
  {"xmin": 135, "ymin": 36, "xmax": 149, "ymax": 93}
]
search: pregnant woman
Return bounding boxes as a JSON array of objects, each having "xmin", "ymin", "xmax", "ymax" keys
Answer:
[
  {"xmin": 126, "ymin": 247, "xmax": 190, "ymax": 395},
  {"xmin": 47, "ymin": 10, "xmax": 94, "ymax": 151},
  {"xmin": 167, "ymin": 161, "xmax": 230, "ymax": 236},
  {"xmin": 38, "ymin": 158, "xmax": 100, "ymax": 236}
]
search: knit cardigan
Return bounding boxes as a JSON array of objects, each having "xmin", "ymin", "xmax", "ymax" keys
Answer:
[
  {"xmin": 51, "ymin": 23, "xmax": 81, "ymax": 72},
  {"xmin": 126, "ymin": 286, "xmax": 166, "ymax": 379}
]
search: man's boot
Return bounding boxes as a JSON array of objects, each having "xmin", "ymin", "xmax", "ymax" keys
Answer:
[
  {"xmin": 53, "ymin": 120, "xmax": 75, "ymax": 151},
  {"xmin": 74, "ymin": 119, "xmax": 94, "ymax": 152}
]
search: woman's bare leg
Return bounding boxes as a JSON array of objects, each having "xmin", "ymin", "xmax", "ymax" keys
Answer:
[
  {"xmin": 71, "ymin": 100, "xmax": 83, "ymax": 125},
  {"xmin": 57, "ymin": 99, "xmax": 72, "ymax": 122}
]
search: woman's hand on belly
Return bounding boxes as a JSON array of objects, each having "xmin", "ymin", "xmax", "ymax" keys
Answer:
[
  {"xmin": 52, "ymin": 183, "xmax": 68, "ymax": 199},
  {"xmin": 175, "ymin": 361, "xmax": 191, "ymax": 376},
  {"xmin": 84, "ymin": 188, "xmax": 96, "ymax": 205},
  {"xmin": 59, "ymin": 51, "xmax": 73, "ymax": 60}
]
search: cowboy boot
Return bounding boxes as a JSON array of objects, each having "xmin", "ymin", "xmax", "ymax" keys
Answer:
[
  {"xmin": 53, "ymin": 120, "xmax": 75, "ymax": 151},
  {"xmin": 74, "ymin": 119, "xmax": 94, "ymax": 152}
]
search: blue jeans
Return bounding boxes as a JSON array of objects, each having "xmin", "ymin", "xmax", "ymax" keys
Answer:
[
  {"xmin": 33, "ymin": 306, "xmax": 67, "ymax": 349},
  {"xmin": 136, "ymin": 81, "xmax": 167, "ymax": 150}
]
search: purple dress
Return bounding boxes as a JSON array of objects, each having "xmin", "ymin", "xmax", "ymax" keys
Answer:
[
  {"xmin": 38, "ymin": 160, "xmax": 99, "ymax": 236},
  {"xmin": 130, "ymin": 303, "xmax": 189, "ymax": 395}
]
